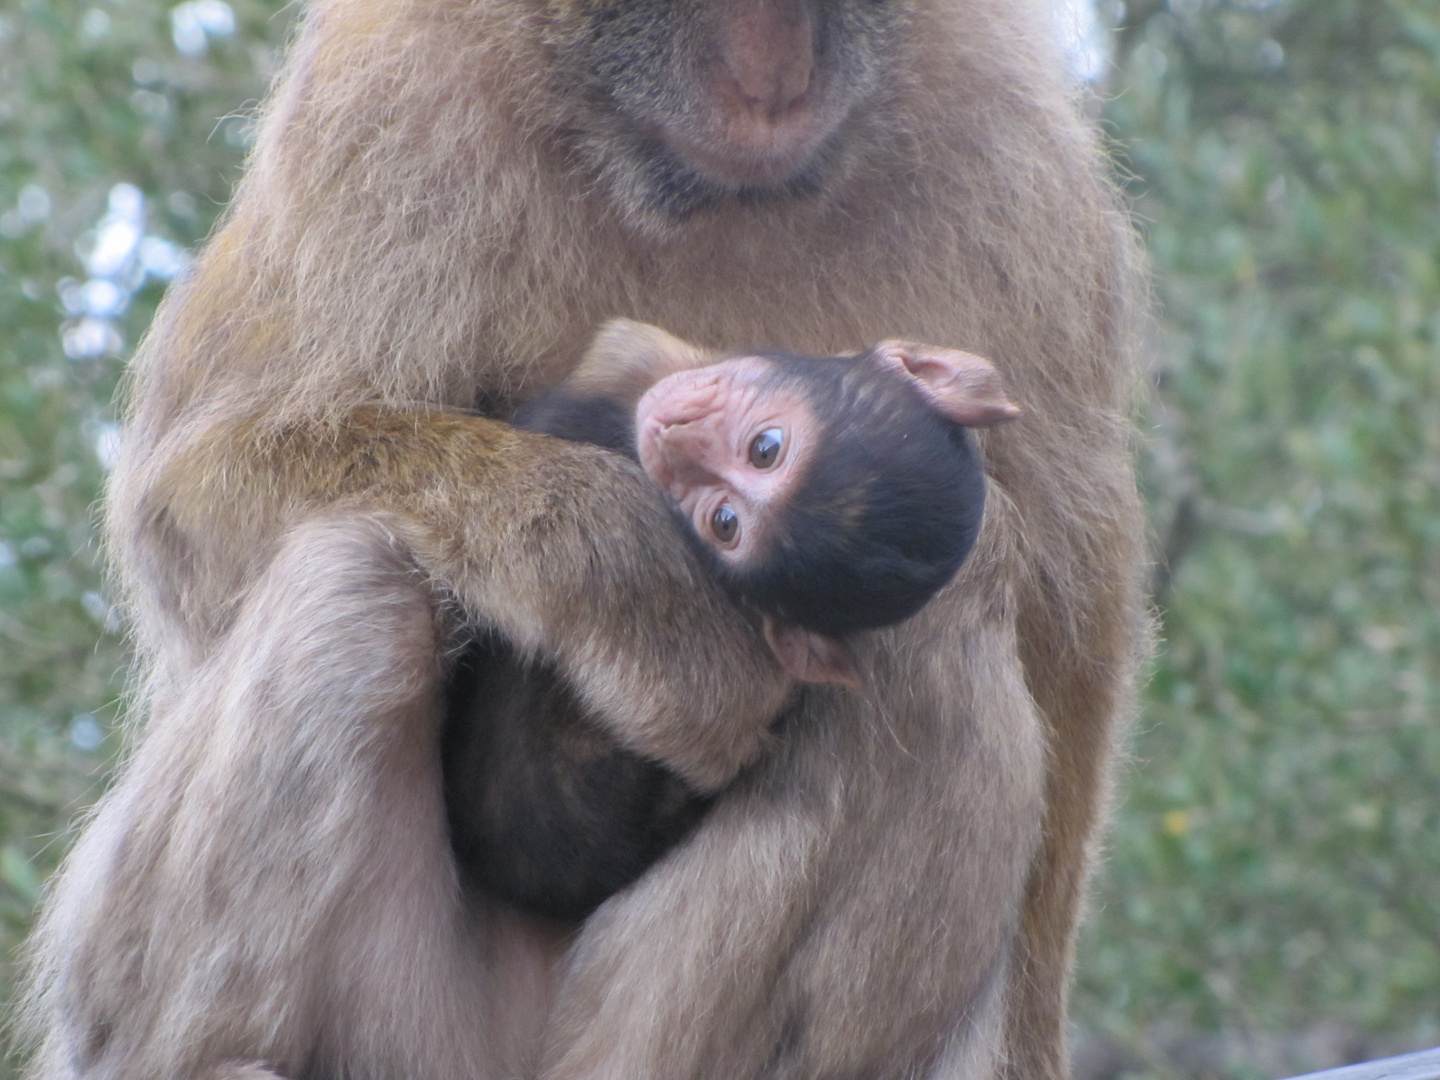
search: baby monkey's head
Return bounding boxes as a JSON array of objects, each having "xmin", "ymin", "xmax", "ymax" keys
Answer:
[{"xmin": 635, "ymin": 341, "xmax": 1020, "ymax": 645}]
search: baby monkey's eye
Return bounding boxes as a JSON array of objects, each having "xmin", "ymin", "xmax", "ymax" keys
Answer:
[
  {"xmin": 749, "ymin": 428, "xmax": 783, "ymax": 469},
  {"xmin": 711, "ymin": 504, "xmax": 739, "ymax": 543}
]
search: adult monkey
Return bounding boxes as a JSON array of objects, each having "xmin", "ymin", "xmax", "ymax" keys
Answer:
[{"xmin": 22, "ymin": 0, "xmax": 1147, "ymax": 1076}]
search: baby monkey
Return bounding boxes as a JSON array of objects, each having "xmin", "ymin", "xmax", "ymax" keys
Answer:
[
  {"xmin": 445, "ymin": 320, "xmax": 1019, "ymax": 920},
  {"xmin": 522, "ymin": 318, "xmax": 1021, "ymax": 679}
]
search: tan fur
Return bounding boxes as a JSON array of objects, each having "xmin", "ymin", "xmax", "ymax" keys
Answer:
[
  {"xmin": 566, "ymin": 318, "xmax": 716, "ymax": 402},
  {"xmin": 21, "ymin": 0, "xmax": 1148, "ymax": 1075}
]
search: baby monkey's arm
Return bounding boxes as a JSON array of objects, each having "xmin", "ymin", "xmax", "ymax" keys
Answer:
[
  {"xmin": 513, "ymin": 320, "xmax": 717, "ymax": 455},
  {"xmin": 560, "ymin": 319, "xmax": 718, "ymax": 404}
]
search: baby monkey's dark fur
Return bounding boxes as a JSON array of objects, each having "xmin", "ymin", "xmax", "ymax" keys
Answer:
[
  {"xmin": 719, "ymin": 352, "xmax": 986, "ymax": 637},
  {"xmin": 444, "ymin": 637, "xmax": 713, "ymax": 922},
  {"xmin": 446, "ymin": 347, "xmax": 987, "ymax": 921}
]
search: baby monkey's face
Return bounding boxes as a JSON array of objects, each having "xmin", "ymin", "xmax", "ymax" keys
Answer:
[{"xmin": 636, "ymin": 357, "xmax": 812, "ymax": 566}]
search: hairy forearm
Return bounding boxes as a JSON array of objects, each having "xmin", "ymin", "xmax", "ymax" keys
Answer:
[{"xmin": 111, "ymin": 405, "xmax": 790, "ymax": 787}]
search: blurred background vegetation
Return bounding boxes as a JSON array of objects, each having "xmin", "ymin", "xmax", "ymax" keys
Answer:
[{"xmin": 0, "ymin": 0, "xmax": 1435, "ymax": 1076}]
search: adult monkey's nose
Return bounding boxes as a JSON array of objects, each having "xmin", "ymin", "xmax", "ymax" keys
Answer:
[{"xmin": 718, "ymin": 0, "xmax": 815, "ymax": 117}]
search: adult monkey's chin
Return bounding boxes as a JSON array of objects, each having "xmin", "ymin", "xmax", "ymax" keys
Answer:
[{"xmin": 661, "ymin": 94, "xmax": 839, "ymax": 189}]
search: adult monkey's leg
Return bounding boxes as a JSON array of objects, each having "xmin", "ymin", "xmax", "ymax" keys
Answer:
[
  {"xmin": 540, "ymin": 509, "xmax": 1051, "ymax": 1080},
  {"xmin": 26, "ymin": 516, "xmax": 567, "ymax": 1080},
  {"xmin": 1005, "ymin": 596, "xmax": 1147, "ymax": 1080}
]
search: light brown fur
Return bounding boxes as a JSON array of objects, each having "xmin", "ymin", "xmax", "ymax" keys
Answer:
[{"xmin": 21, "ymin": 0, "xmax": 1148, "ymax": 1075}]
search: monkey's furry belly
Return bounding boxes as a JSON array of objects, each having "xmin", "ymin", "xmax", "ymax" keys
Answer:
[{"xmin": 443, "ymin": 635, "xmax": 714, "ymax": 922}]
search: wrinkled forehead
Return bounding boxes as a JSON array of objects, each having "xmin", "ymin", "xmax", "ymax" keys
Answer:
[
  {"xmin": 724, "ymin": 349, "xmax": 908, "ymax": 421},
  {"xmin": 708, "ymin": 353, "xmax": 782, "ymax": 380},
  {"xmin": 709, "ymin": 355, "xmax": 825, "ymax": 421},
  {"xmin": 712, "ymin": 350, "xmax": 844, "ymax": 391},
  {"xmin": 645, "ymin": 354, "xmax": 778, "ymax": 402}
]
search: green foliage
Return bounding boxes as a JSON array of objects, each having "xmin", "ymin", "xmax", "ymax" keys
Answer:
[
  {"xmin": 1075, "ymin": 0, "xmax": 1440, "ymax": 1069},
  {"xmin": 0, "ymin": 0, "xmax": 288, "ymax": 1044},
  {"xmin": 0, "ymin": 0, "xmax": 1435, "ymax": 1075}
]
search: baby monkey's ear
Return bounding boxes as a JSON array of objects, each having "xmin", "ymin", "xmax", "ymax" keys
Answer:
[
  {"xmin": 873, "ymin": 341, "xmax": 1022, "ymax": 427},
  {"xmin": 763, "ymin": 617, "xmax": 863, "ymax": 690}
]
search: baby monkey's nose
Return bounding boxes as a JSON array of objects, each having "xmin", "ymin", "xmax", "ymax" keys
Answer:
[{"xmin": 653, "ymin": 420, "xmax": 726, "ymax": 489}]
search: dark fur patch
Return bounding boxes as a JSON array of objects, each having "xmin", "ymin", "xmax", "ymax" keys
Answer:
[
  {"xmin": 443, "ymin": 636, "xmax": 712, "ymax": 922},
  {"xmin": 512, "ymin": 392, "xmax": 637, "ymax": 457},
  {"xmin": 724, "ymin": 353, "xmax": 986, "ymax": 638}
]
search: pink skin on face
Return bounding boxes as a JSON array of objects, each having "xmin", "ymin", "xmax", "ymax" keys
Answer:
[{"xmin": 635, "ymin": 356, "xmax": 814, "ymax": 566}]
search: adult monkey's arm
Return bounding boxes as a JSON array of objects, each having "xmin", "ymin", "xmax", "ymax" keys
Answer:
[{"xmin": 114, "ymin": 392, "xmax": 789, "ymax": 789}]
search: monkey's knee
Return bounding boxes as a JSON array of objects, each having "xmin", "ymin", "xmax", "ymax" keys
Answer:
[
  {"xmin": 233, "ymin": 513, "xmax": 442, "ymax": 700},
  {"xmin": 259, "ymin": 513, "xmax": 431, "ymax": 622}
]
